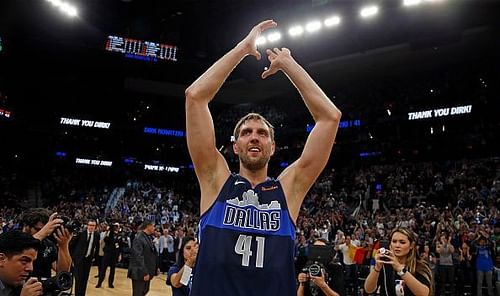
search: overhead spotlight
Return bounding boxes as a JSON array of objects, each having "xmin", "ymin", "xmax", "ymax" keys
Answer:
[
  {"xmin": 267, "ymin": 32, "xmax": 281, "ymax": 42},
  {"xmin": 324, "ymin": 16, "xmax": 341, "ymax": 27},
  {"xmin": 360, "ymin": 5, "xmax": 379, "ymax": 18},
  {"xmin": 386, "ymin": 109, "xmax": 392, "ymax": 116},
  {"xmin": 430, "ymin": 127, "xmax": 434, "ymax": 134},
  {"xmin": 305, "ymin": 21, "xmax": 322, "ymax": 33},
  {"xmin": 256, "ymin": 36, "xmax": 267, "ymax": 46},
  {"xmin": 288, "ymin": 25, "xmax": 304, "ymax": 37},
  {"xmin": 47, "ymin": 0, "xmax": 63, "ymax": 7},
  {"xmin": 368, "ymin": 132, "xmax": 374, "ymax": 139},
  {"xmin": 403, "ymin": 0, "xmax": 422, "ymax": 6},
  {"xmin": 442, "ymin": 125, "xmax": 445, "ymax": 132},
  {"xmin": 60, "ymin": 3, "xmax": 77, "ymax": 17}
]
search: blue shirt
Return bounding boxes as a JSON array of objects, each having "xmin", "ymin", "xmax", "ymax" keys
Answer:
[{"xmin": 166, "ymin": 264, "xmax": 192, "ymax": 296}]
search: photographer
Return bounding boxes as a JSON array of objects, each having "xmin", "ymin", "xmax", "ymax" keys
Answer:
[
  {"xmin": 21, "ymin": 209, "xmax": 72, "ymax": 279},
  {"xmin": 0, "ymin": 231, "xmax": 42, "ymax": 296},
  {"xmin": 96, "ymin": 223, "xmax": 121, "ymax": 288},
  {"xmin": 364, "ymin": 227, "xmax": 433, "ymax": 296},
  {"xmin": 297, "ymin": 239, "xmax": 345, "ymax": 296}
]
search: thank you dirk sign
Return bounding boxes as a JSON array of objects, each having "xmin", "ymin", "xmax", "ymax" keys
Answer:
[{"xmin": 407, "ymin": 105, "xmax": 472, "ymax": 121}]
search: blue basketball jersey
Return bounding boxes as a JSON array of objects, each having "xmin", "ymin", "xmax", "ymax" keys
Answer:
[{"xmin": 191, "ymin": 173, "xmax": 297, "ymax": 296}]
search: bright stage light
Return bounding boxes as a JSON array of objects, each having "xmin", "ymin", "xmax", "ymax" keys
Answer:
[
  {"xmin": 305, "ymin": 21, "xmax": 322, "ymax": 33},
  {"xmin": 403, "ymin": 0, "xmax": 422, "ymax": 6},
  {"xmin": 256, "ymin": 36, "xmax": 267, "ymax": 46},
  {"xmin": 288, "ymin": 26, "xmax": 304, "ymax": 37},
  {"xmin": 360, "ymin": 5, "xmax": 379, "ymax": 18},
  {"xmin": 324, "ymin": 16, "xmax": 341, "ymax": 27},
  {"xmin": 267, "ymin": 32, "xmax": 282, "ymax": 42}
]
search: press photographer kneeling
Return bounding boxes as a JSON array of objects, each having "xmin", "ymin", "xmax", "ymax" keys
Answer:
[{"xmin": 297, "ymin": 239, "xmax": 345, "ymax": 296}]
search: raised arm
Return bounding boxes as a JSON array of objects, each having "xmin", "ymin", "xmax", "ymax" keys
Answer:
[
  {"xmin": 264, "ymin": 48, "xmax": 341, "ymax": 221},
  {"xmin": 185, "ymin": 20, "xmax": 277, "ymax": 214}
]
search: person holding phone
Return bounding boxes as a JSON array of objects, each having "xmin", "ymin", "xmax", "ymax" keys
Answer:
[{"xmin": 364, "ymin": 228, "xmax": 433, "ymax": 296}]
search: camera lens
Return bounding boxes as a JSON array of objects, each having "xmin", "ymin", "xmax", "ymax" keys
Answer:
[{"xmin": 308, "ymin": 263, "xmax": 321, "ymax": 277}]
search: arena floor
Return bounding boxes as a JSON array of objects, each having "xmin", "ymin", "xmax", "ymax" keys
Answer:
[{"xmin": 82, "ymin": 266, "xmax": 172, "ymax": 296}]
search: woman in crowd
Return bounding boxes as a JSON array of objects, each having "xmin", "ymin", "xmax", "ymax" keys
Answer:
[
  {"xmin": 364, "ymin": 227, "xmax": 433, "ymax": 296},
  {"xmin": 166, "ymin": 236, "xmax": 198, "ymax": 296}
]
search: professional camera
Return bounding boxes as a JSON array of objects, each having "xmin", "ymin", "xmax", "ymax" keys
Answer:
[
  {"xmin": 303, "ymin": 261, "xmax": 324, "ymax": 277},
  {"xmin": 39, "ymin": 271, "xmax": 73, "ymax": 296},
  {"xmin": 302, "ymin": 244, "xmax": 332, "ymax": 277},
  {"xmin": 58, "ymin": 216, "xmax": 81, "ymax": 233}
]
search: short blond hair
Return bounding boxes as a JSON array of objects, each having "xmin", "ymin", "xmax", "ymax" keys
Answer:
[{"xmin": 233, "ymin": 113, "xmax": 275, "ymax": 142}]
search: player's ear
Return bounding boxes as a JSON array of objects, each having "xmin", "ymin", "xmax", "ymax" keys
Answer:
[{"xmin": 233, "ymin": 142, "xmax": 239, "ymax": 155}]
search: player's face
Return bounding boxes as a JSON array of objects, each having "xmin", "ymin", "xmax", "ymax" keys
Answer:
[
  {"xmin": 390, "ymin": 232, "xmax": 412, "ymax": 258},
  {"xmin": 0, "ymin": 249, "xmax": 37, "ymax": 286},
  {"xmin": 233, "ymin": 119, "xmax": 275, "ymax": 171}
]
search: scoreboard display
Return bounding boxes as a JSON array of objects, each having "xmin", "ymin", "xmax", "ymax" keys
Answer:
[{"xmin": 105, "ymin": 35, "xmax": 178, "ymax": 62}]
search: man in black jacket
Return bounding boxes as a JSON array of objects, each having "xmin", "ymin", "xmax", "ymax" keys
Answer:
[
  {"xmin": 70, "ymin": 219, "xmax": 99, "ymax": 296},
  {"xmin": 96, "ymin": 223, "xmax": 121, "ymax": 288},
  {"xmin": 128, "ymin": 220, "xmax": 159, "ymax": 296}
]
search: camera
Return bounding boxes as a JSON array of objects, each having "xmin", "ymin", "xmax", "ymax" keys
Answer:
[
  {"xmin": 39, "ymin": 271, "xmax": 73, "ymax": 296},
  {"xmin": 302, "ymin": 244, "xmax": 331, "ymax": 278},
  {"xmin": 303, "ymin": 262, "xmax": 323, "ymax": 277},
  {"xmin": 58, "ymin": 216, "xmax": 81, "ymax": 233},
  {"xmin": 379, "ymin": 248, "xmax": 392, "ymax": 262}
]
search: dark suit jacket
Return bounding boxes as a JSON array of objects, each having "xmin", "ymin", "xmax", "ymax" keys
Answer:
[
  {"xmin": 71, "ymin": 230, "xmax": 100, "ymax": 261},
  {"xmin": 128, "ymin": 231, "xmax": 159, "ymax": 280}
]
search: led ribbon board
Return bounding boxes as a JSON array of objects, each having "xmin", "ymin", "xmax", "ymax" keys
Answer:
[
  {"xmin": 105, "ymin": 36, "xmax": 178, "ymax": 62},
  {"xmin": 307, "ymin": 119, "xmax": 361, "ymax": 132},
  {"xmin": 144, "ymin": 127, "xmax": 184, "ymax": 137},
  {"xmin": 144, "ymin": 164, "xmax": 180, "ymax": 173},
  {"xmin": 75, "ymin": 158, "xmax": 113, "ymax": 167},
  {"xmin": 408, "ymin": 105, "xmax": 472, "ymax": 121},
  {"xmin": 60, "ymin": 117, "xmax": 111, "ymax": 129}
]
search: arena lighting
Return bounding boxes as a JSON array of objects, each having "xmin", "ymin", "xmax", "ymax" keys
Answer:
[
  {"xmin": 288, "ymin": 26, "xmax": 304, "ymax": 37},
  {"xmin": 407, "ymin": 104, "xmax": 472, "ymax": 120},
  {"xmin": 46, "ymin": 0, "xmax": 77, "ymax": 17},
  {"xmin": 403, "ymin": 0, "xmax": 422, "ymax": 6},
  {"xmin": 324, "ymin": 16, "xmax": 341, "ymax": 27},
  {"xmin": 305, "ymin": 21, "xmax": 322, "ymax": 33},
  {"xmin": 386, "ymin": 109, "xmax": 392, "ymax": 116},
  {"xmin": 105, "ymin": 36, "xmax": 178, "ymax": 62},
  {"xmin": 267, "ymin": 32, "xmax": 282, "ymax": 42},
  {"xmin": 60, "ymin": 117, "xmax": 111, "ymax": 129},
  {"xmin": 360, "ymin": 5, "xmax": 379, "ymax": 18},
  {"xmin": 256, "ymin": 36, "xmax": 267, "ymax": 46},
  {"xmin": 75, "ymin": 158, "xmax": 113, "ymax": 167}
]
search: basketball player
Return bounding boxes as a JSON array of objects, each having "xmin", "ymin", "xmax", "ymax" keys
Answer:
[{"xmin": 185, "ymin": 20, "xmax": 341, "ymax": 296}]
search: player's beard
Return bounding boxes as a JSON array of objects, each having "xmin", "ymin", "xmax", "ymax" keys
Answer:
[{"xmin": 238, "ymin": 151, "xmax": 270, "ymax": 171}]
